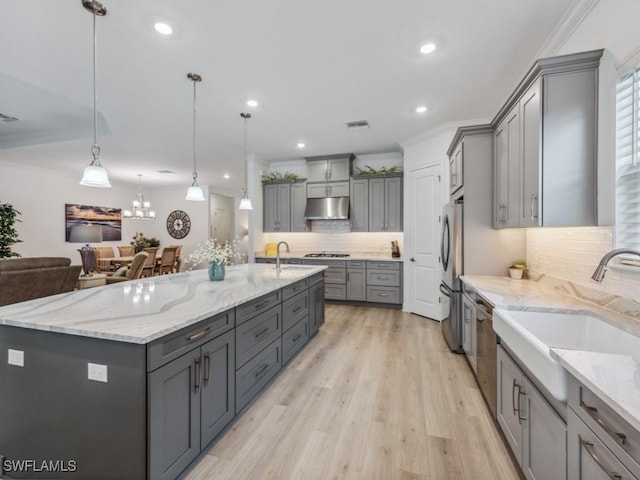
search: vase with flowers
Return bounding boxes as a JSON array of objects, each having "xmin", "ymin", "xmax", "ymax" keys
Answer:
[{"xmin": 185, "ymin": 239, "xmax": 241, "ymax": 281}]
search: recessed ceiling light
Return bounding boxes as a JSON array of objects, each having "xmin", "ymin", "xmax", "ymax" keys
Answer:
[
  {"xmin": 223, "ymin": 174, "xmax": 230, "ymax": 179},
  {"xmin": 246, "ymin": 99, "xmax": 258, "ymax": 107},
  {"xmin": 297, "ymin": 142, "xmax": 306, "ymax": 149},
  {"xmin": 415, "ymin": 105, "xmax": 428, "ymax": 114},
  {"xmin": 420, "ymin": 43, "xmax": 436, "ymax": 54},
  {"xmin": 154, "ymin": 22, "xmax": 173, "ymax": 36}
]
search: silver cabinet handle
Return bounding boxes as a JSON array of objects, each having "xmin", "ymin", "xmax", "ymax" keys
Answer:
[
  {"xmin": 512, "ymin": 379, "xmax": 519, "ymax": 418},
  {"xmin": 530, "ymin": 193, "xmax": 537, "ymax": 221},
  {"xmin": 254, "ymin": 364, "xmax": 268, "ymax": 378},
  {"xmin": 581, "ymin": 401, "xmax": 627, "ymax": 446},
  {"xmin": 194, "ymin": 357, "xmax": 202, "ymax": 394},
  {"xmin": 377, "ymin": 276, "xmax": 389, "ymax": 280},
  {"xmin": 203, "ymin": 352, "xmax": 210, "ymax": 386},
  {"xmin": 254, "ymin": 327, "xmax": 270, "ymax": 338},
  {"xmin": 187, "ymin": 327, "xmax": 211, "ymax": 342},
  {"xmin": 579, "ymin": 436, "xmax": 624, "ymax": 480}
]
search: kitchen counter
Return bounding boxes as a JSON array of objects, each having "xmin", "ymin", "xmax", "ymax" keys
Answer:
[
  {"xmin": 256, "ymin": 251, "xmax": 403, "ymax": 262},
  {"xmin": 461, "ymin": 274, "xmax": 640, "ymax": 433},
  {"xmin": 0, "ymin": 263, "xmax": 327, "ymax": 344}
]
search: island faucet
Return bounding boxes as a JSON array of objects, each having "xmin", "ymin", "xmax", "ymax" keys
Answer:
[
  {"xmin": 275, "ymin": 241, "xmax": 290, "ymax": 272},
  {"xmin": 591, "ymin": 248, "xmax": 640, "ymax": 282}
]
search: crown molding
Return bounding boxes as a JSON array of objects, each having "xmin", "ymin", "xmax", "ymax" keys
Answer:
[{"xmin": 399, "ymin": 117, "xmax": 491, "ymax": 148}]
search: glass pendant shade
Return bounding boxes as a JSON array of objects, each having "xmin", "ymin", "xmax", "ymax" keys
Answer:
[
  {"xmin": 239, "ymin": 197, "xmax": 253, "ymax": 210},
  {"xmin": 186, "ymin": 184, "xmax": 205, "ymax": 201},
  {"xmin": 80, "ymin": 164, "xmax": 111, "ymax": 187}
]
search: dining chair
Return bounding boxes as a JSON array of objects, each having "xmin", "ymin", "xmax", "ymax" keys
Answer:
[
  {"xmin": 155, "ymin": 247, "xmax": 178, "ymax": 275},
  {"xmin": 106, "ymin": 252, "xmax": 149, "ymax": 284},
  {"xmin": 140, "ymin": 247, "xmax": 159, "ymax": 277},
  {"xmin": 93, "ymin": 246, "xmax": 116, "ymax": 272},
  {"xmin": 168, "ymin": 244, "xmax": 183, "ymax": 272},
  {"xmin": 117, "ymin": 245, "xmax": 135, "ymax": 256}
]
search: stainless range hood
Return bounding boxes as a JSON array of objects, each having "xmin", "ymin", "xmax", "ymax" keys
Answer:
[{"xmin": 304, "ymin": 197, "xmax": 349, "ymax": 220}]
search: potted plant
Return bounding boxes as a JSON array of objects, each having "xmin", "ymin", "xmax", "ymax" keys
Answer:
[
  {"xmin": 131, "ymin": 232, "xmax": 161, "ymax": 253},
  {"xmin": 0, "ymin": 201, "xmax": 22, "ymax": 258},
  {"xmin": 508, "ymin": 260, "xmax": 527, "ymax": 279}
]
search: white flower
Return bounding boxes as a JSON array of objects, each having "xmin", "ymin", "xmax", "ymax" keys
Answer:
[{"xmin": 185, "ymin": 239, "xmax": 242, "ymax": 266}]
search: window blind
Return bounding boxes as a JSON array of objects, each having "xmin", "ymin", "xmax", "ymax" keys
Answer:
[{"xmin": 615, "ymin": 64, "xmax": 640, "ymax": 250}]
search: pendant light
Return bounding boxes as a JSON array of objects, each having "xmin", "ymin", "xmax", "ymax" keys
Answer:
[
  {"xmin": 79, "ymin": 0, "xmax": 111, "ymax": 188},
  {"xmin": 123, "ymin": 174, "xmax": 156, "ymax": 219},
  {"xmin": 185, "ymin": 73, "xmax": 205, "ymax": 201},
  {"xmin": 238, "ymin": 112, "xmax": 253, "ymax": 210}
]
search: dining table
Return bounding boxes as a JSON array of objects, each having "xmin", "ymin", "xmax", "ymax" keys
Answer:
[{"xmin": 108, "ymin": 255, "xmax": 160, "ymax": 267}]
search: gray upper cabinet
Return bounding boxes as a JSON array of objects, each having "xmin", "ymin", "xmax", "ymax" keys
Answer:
[
  {"xmin": 306, "ymin": 181, "xmax": 349, "ymax": 198},
  {"xmin": 349, "ymin": 178, "xmax": 369, "ymax": 232},
  {"xmin": 263, "ymin": 183, "xmax": 292, "ymax": 232},
  {"xmin": 449, "ymin": 142, "xmax": 463, "ymax": 196},
  {"xmin": 369, "ymin": 176, "xmax": 403, "ymax": 232},
  {"xmin": 306, "ymin": 154, "xmax": 353, "ymax": 182},
  {"xmin": 290, "ymin": 182, "xmax": 308, "ymax": 232},
  {"xmin": 492, "ymin": 49, "xmax": 602, "ymax": 229}
]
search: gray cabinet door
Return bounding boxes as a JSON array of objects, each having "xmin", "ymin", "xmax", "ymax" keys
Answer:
[
  {"xmin": 307, "ymin": 160, "xmax": 329, "ymax": 182},
  {"xmin": 276, "ymin": 183, "xmax": 291, "ymax": 231},
  {"xmin": 450, "ymin": 142, "xmax": 463, "ymax": 195},
  {"xmin": 308, "ymin": 281, "xmax": 325, "ymax": 336},
  {"xmin": 326, "ymin": 181, "xmax": 349, "ymax": 197},
  {"xmin": 148, "ymin": 348, "xmax": 201, "ymax": 480},
  {"xmin": 522, "ymin": 376, "xmax": 566, "ymax": 480},
  {"xmin": 349, "ymin": 178, "xmax": 368, "ymax": 232},
  {"xmin": 497, "ymin": 345, "xmax": 524, "ymax": 466},
  {"xmin": 200, "ymin": 330, "xmax": 235, "ymax": 448},
  {"xmin": 520, "ymin": 81, "xmax": 541, "ymax": 228},
  {"xmin": 346, "ymin": 269, "xmax": 367, "ymax": 301},
  {"xmin": 384, "ymin": 176, "xmax": 403, "ymax": 232},
  {"xmin": 290, "ymin": 182, "xmax": 308, "ymax": 232},
  {"xmin": 263, "ymin": 184, "xmax": 278, "ymax": 232},
  {"xmin": 368, "ymin": 177, "xmax": 385, "ymax": 232},
  {"xmin": 327, "ymin": 157, "xmax": 350, "ymax": 181}
]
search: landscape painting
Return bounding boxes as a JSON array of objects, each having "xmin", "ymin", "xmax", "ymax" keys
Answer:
[{"xmin": 65, "ymin": 204, "xmax": 122, "ymax": 241}]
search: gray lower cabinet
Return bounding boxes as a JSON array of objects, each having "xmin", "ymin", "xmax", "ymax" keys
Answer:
[
  {"xmin": 235, "ymin": 304, "xmax": 282, "ymax": 368},
  {"xmin": 149, "ymin": 329, "xmax": 235, "ymax": 480},
  {"xmin": 366, "ymin": 261, "xmax": 402, "ymax": 305},
  {"xmin": 346, "ymin": 260, "xmax": 367, "ymax": 301},
  {"xmin": 497, "ymin": 344, "xmax": 567, "ymax": 480},
  {"xmin": 308, "ymin": 276, "xmax": 325, "ymax": 336},
  {"xmin": 235, "ymin": 338, "xmax": 281, "ymax": 413},
  {"xmin": 302, "ymin": 259, "xmax": 347, "ymax": 300}
]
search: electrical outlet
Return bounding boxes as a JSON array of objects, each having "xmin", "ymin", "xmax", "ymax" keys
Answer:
[
  {"xmin": 8, "ymin": 349, "xmax": 24, "ymax": 367},
  {"xmin": 87, "ymin": 363, "xmax": 108, "ymax": 383}
]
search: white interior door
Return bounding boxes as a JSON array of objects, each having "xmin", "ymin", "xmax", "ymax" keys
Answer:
[{"xmin": 405, "ymin": 163, "xmax": 443, "ymax": 320}]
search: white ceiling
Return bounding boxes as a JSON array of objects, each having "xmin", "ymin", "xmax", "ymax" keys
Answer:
[{"xmin": 0, "ymin": 0, "xmax": 576, "ymax": 190}]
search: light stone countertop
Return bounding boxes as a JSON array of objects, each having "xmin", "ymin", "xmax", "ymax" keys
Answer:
[
  {"xmin": 461, "ymin": 274, "xmax": 640, "ymax": 432},
  {"xmin": 0, "ymin": 264, "xmax": 327, "ymax": 345},
  {"xmin": 255, "ymin": 251, "xmax": 403, "ymax": 262}
]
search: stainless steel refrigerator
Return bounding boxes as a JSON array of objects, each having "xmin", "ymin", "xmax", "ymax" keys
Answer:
[{"xmin": 440, "ymin": 200, "xmax": 463, "ymax": 352}]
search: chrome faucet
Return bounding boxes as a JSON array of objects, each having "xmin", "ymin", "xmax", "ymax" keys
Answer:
[
  {"xmin": 591, "ymin": 248, "xmax": 640, "ymax": 282},
  {"xmin": 275, "ymin": 241, "xmax": 290, "ymax": 272}
]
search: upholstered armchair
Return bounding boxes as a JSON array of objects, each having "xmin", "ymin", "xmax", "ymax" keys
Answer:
[{"xmin": 106, "ymin": 252, "xmax": 148, "ymax": 284}]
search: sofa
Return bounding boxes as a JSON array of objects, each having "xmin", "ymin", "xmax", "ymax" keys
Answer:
[{"xmin": 0, "ymin": 257, "xmax": 82, "ymax": 307}]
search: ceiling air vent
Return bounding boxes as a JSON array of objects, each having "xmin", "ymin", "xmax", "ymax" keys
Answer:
[
  {"xmin": 345, "ymin": 120, "xmax": 369, "ymax": 130},
  {"xmin": 157, "ymin": 170, "xmax": 175, "ymax": 174},
  {"xmin": 0, "ymin": 113, "xmax": 19, "ymax": 123}
]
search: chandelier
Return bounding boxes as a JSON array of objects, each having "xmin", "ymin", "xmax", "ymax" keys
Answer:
[{"xmin": 124, "ymin": 174, "xmax": 156, "ymax": 219}]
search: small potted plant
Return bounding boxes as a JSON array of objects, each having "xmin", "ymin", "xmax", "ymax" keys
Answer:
[
  {"xmin": 184, "ymin": 239, "xmax": 242, "ymax": 281},
  {"xmin": 508, "ymin": 260, "xmax": 527, "ymax": 279}
]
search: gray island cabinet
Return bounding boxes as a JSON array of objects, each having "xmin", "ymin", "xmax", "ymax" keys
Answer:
[{"xmin": 0, "ymin": 264, "xmax": 326, "ymax": 480}]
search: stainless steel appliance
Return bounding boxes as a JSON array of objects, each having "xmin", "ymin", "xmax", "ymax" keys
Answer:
[
  {"xmin": 475, "ymin": 295, "xmax": 497, "ymax": 416},
  {"xmin": 440, "ymin": 200, "xmax": 463, "ymax": 352}
]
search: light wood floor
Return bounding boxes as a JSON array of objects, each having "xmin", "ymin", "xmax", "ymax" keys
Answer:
[{"xmin": 186, "ymin": 304, "xmax": 520, "ymax": 480}]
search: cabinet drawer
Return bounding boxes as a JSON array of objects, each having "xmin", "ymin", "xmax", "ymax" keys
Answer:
[
  {"xmin": 235, "ymin": 338, "xmax": 281, "ymax": 413},
  {"xmin": 147, "ymin": 309, "xmax": 235, "ymax": 372},
  {"xmin": 308, "ymin": 272, "xmax": 324, "ymax": 286},
  {"xmin": 347, "ymin": 260, "xmax": 366, "ymax": 269},
  {"xmin": 325, "ymin": 284, "xmax": 346, "ymax": 300},
  {"xmin": 235, "ymin": 304, "xmax": 282, "ymax": 368},
  {"xmin": 283, "ymin": 290, "xmax": 309, "ymax": 332},
  {"xmin": 325, "ymin": 267, "xmax": 346, "ymax": 284},
  {"xmin": 282, "ymin": 318, "xmax": 309, "ymax": 365},
  {"xmin": 236, "ymin": 291, "xmax": 280, "ymax": 325},
  {"xmin": 569, "ymin": 377, "xmax": 640, "ymax": 466},
  {"xmin": 366, "ymin": 261, "xmax": 400, "ymax": 271},
  {"xmin": 367, "ymin": 269, "xmax": 400, "ymax": 287},
  {"xmin": 282, "ymin": 278, "xmax": 308, "ymax": 301},
  {"xmin": 366, "ymin": 286, "xmax": 401, "ymax": 304}
]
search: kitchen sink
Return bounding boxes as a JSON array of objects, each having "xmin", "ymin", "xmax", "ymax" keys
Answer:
[{"xmin": 493, "ymin": 309, "xmax": 640, "ymax": 402}]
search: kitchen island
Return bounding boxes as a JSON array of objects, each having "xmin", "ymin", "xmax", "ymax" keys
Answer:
[{"xmin": 0, "ymin": 263, "xmax": 326, "ymax": 480}]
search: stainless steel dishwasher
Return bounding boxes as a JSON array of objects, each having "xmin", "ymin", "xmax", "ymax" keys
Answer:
[{"xmin": 475, "ymin": 295, "xmax": 497, "ymax": 417}]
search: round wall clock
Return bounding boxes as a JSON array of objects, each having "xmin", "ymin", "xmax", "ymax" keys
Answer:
[{"xmin": 166, "ymin": 210, "xmax": 191, "ymax": 239}]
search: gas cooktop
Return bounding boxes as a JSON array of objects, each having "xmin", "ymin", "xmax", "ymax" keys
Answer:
[{"xmin": 304, "ymin": 253, "xmax": 350, "ymax": 258}]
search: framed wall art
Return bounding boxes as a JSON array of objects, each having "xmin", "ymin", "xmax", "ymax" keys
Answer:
[{"xmin": 65, "ymin": 203, "xmax": 122, "ymax": 242}]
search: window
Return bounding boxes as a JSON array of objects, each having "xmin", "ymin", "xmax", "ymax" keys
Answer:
[{"xmin": 615, "ymin": 64, "xmax": 640, "ymax": 250}]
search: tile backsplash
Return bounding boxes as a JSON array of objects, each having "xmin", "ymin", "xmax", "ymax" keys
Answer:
[
  {"xmin": 261, "ymin": 231, "xmax": 404, "ymax": 256},
  {"xmin": 526, "ymin": 226, "xmax": 640, "ymax": 303}
]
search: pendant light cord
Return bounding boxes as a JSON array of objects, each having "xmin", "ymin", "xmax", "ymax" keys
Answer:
[
  {"xmin": 241, "ymin": 113, "xmax": 251, "ymax": 193},
  {"xmin": 91, "ymin": 9, "xmax": 101, "ymax": 164},
  {"xmin": 192, "ymin": 77, "xmax": 197, "ymax": 183}
]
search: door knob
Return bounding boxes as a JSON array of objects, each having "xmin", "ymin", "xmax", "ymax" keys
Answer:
[{"xmin": 410, "ymin": 257, "xmax": 416, "ymax": 262}]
